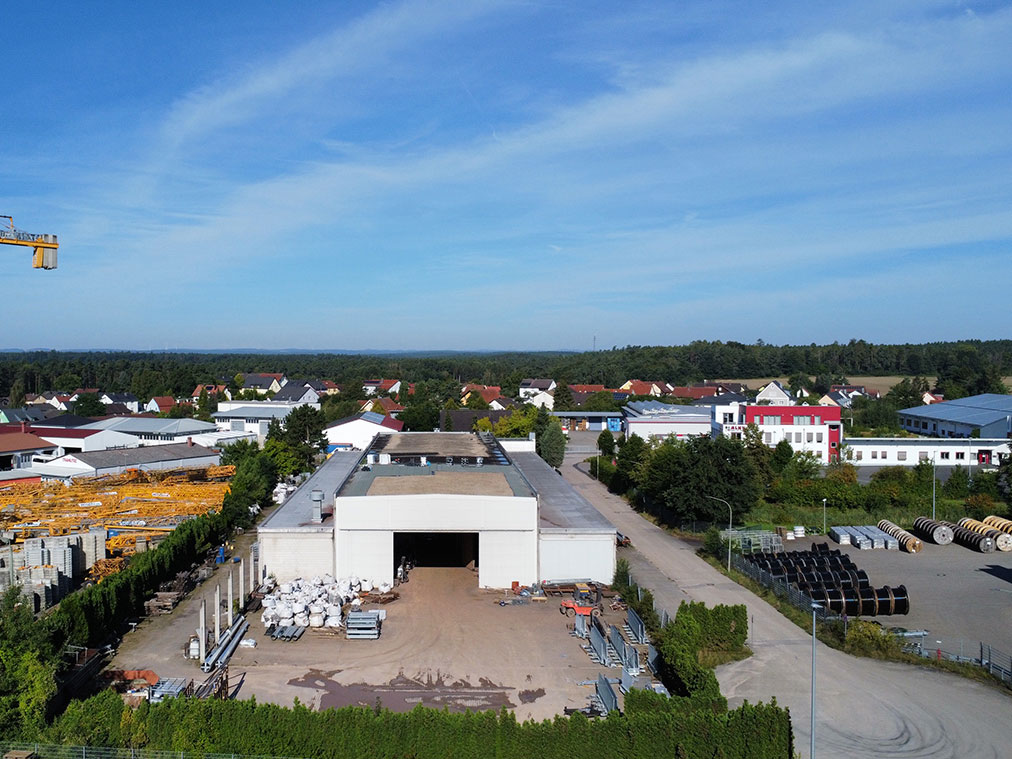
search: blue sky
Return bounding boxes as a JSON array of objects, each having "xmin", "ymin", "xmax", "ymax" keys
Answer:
[{"xmin": 2, "ymin": 1, "xmax": 1010, "ymax": 351}]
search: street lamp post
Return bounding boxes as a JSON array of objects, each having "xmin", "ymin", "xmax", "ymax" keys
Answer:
[
  {"xmin": 931, "ymin": 453, "xmax": 936, "ymax": 521},
  {"xmin": 811, "ymin": 602, "xmax": 820, "ymax": 759},
  {"xmin": 705, "ymin": 495, "xmax": 733, "ymax": 572},
  {"xmin": 822, "ymin": 498, "xmax": 827, "ymax": 535}
]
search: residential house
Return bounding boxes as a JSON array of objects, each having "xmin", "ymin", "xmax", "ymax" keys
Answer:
[
  {"xmin": 831, "ymin": 384, "xmax": 882, "ymax": 400},
  {"xmin": 0, "ymin": 407, "xmax": 50, "ymax": 424},
  {"xmin": 568, "ymin": 384, "xmax": 607, "ymax": 394},
  {"xmin": 324, "ymin": 412, "xmax": 403, "ymax": 451},
  {"xmin": 363, "ymin": 379, "xmax": 402, "ymax": 396},
  {"xmin": 524, "ymin": 390, "xmax": 555, "ymax": 409},
  {"xmin": 145, "ymin": 396, "xmax": 177, "ymax": 413},
  {"xmin": 242, "ymin": 373, "xmax": 284, "ymax": 395},
  {"xmin": 755, "ymin": 381, "xmax": 793, "ymax": 405},
  {"xmin": 922, "ymin": 391, "xmax": 944, "ymax": 405},
  {"xmin": 189, "ymin": 385, "xmax": 231, "ymax": 404},
  {"xmin": 620, "ymin": 380, "xmax": 672, "ymax": 397},
  {"xmin": 100, "ymin": 392, "xmax": 140, "ymax": 413},
  {"xmin": 320, "ymin": 380, "xmax": 342, "ymax": 396},
  {"xmin": 489, "ymin": 397, "xmax": 516, "ymax": 411},
  {"xmin": 461, "ymin": 385, "xmax": 501, "ymax": 406},
  {"xmin": 271, "ymin": 383, "xmax": 321, "ymax": 405},
  {"xmin": 668, "ymin": 385, "xmax": 719, "ymax": 400},
  {"xmin": 519, "ymin": 379, "xmax": 556, "ymax": 399},
  {"xmin": 818, "ymin": 390, "xmax": 853, "ymax": 408},
  {"xmin": 211, "ymin": 405, "xmax": 294, "ymax": 440},
  {"xmin": 359, "ymin": 397, "xmax": 405, "ymax": 417}
]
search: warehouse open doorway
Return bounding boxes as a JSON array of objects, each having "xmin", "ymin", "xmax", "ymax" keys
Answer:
[{"xmin": 394, "ymin": 532, "xmax": 479, "ymax": 572}]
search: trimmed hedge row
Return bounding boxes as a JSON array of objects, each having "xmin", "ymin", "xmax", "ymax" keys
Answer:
[{"xmin": 46, "ymin": 688, "xmax": 793, "ymax": 759}]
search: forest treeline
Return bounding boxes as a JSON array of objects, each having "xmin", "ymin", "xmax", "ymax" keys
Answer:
[{"xmin": 1, "ymin": 339, "xmax": 1009, "ymax": 400}]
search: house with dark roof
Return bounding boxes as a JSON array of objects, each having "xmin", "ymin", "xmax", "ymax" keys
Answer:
[
  {"xmin": 519, "ymin": 379, "xmax": 556, "ymax": 399},
  {"xmin": 242, "ymin": 373, "xmax": 284, "ymax": 395},
  {"xmin": 271, "ymin": 383, "xmax": 321, "ymax": 405},
  {"xmin": 100, "ymin": 392, "xmax": 140, "ymax": 413}
]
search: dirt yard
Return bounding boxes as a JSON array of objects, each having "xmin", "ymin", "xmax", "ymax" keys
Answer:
[{"xmin": 111, "ymin": 566, "xmax": 618, "ymax": 721}]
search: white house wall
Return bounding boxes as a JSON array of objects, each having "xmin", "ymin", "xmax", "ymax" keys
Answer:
[{"xmin": 538, "ymin": 532, "xmax": 616, "ymax": 585}]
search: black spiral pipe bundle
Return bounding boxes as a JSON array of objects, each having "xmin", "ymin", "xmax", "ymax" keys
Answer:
[
  {"xmin": 913, "ymin": 517, "xmax": 954, "ymax": 545},
  {"xmin": 742, "ymin": 545, "xmax": 907, "ymax": 615},
  {"xmin": 939, "ymin": 521, "xmax": 996, "ymax": 553}
]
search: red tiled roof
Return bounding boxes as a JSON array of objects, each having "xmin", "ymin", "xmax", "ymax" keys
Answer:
[
  {"xmin": 380, "ymin": 416, "xmax": 404, "ymax": 431},
  {"xmin": 359, "ymin": 397, "xmax": 405, "ymax": 413},
  {"xmin": 669, "ymin": 386, "xmax": 718, "ymax": 399},
  {"xmin": 33, "ymin": 428, "xmax": 99, "ymax": 439},
  {"xmin": 150, "ymin": 396, "xmax": 176, "ymax": 409},
  {"xmin": 0, "ymin": 432, "xmax": 58, "ymax": 454},
  {"xmin": 569, "ymin": 384, "xmax": 606, "ymax": 394},
  {"xmin": 192, "ymin": 384, "xmax": 228, "ymax": 397}
]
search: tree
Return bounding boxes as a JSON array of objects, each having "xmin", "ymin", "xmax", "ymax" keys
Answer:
[
  {"xmin": 613, "ymin": 433, "xmax": 648, "ymax": 493},
  {"xmin": 72, "ymin": 393, "xmax": 105, "ymax": 416},
  {"xmin": 281, "ymin": 405, "xmax": 327, "ymax": 471},
  {"xmin": 780, "ymin": 451, "xmax": 821, "ymax": 481},
  {"xmin": 8, "ymin": 378, "xmax": 25, "ymax": 407},
  {"xmin": 54, "ymin": 372, "xmax": 82, "ymax": 391},
  {"xmin": 166, "ymin": 402, "xmax": 194, "ymax": 418},
  {"xmin": 597, "ymin": 429, "xmax": 615, "ymax": 457},
  {"xmin": 583, "ymin": 391, "xmax": 620, "ymax": 412},
  {"xmin": 220, "ymin": 439, "xmax": 260, "ymax": 467},
  {"xmin": 196, "ymin": 388, "xmax": 218, "ymax": 421},
  {"xmin": 742, "ymin": 423, "xmax": 772, "ymax": 489},
  {"xmin": 398, "ymin": 401, "xmax": 439, "ymax": 431},
  {"xmin": 552, "ymin": 382, "xmax": 574, "ymax": 411},
  {"xmin": 262, "ymin": 439, "xmax": 303, "ymax": 479},
  {"xmin": 786, "ymin": 372, "xmax": 810, "ymax": 396},
  {"xmin": 942, "ymin": 465, "xmax": 970, "ymax": 499},
  {"xmin": 537, "ymin": 420, "xmax": 566, "ymax": 468},
  {"xmin": 464, "ymin": 391, "xmax": 489, "ymax": 410},
  {"xmin": 770, "ymin": 439, "xmax": 794, "ymax": 474}
]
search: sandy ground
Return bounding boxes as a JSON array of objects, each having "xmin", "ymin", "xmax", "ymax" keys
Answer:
[
  {"xmin": 111, "ymin": 563, "xmax": 615, "ymax": 722},
  {"xmin": 563, "ymin": 455, "xmax": 1012, "ymax": 759}
]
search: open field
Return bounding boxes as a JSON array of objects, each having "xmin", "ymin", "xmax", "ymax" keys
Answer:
[{"xmin": 110, "ymin": 566, "xmax": 621, "ymax": 722}]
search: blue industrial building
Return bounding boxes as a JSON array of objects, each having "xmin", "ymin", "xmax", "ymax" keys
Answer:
[{"xmin": 898, "ymin": 393, "xmax": 1012, "ymax": 438}]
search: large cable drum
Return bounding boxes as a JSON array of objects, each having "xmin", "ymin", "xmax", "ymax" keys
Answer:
[
  {"xmin": 983, "ymin": 515, "xmax": 1012, "ymax": 534},
  {"xmin": 913, "ymin": 516, "xmax": 954, "ymax": 545},
  {"xmin": 941, "ymin": 521, "xmax": 995, "ymax": 553},
  {"xmin": 877, "ymin": 519, "xmax": 923, "ymax": 553},
  {"xmin": 958, "ymin": 518, "xmax": 1012, "ymax": 552}
]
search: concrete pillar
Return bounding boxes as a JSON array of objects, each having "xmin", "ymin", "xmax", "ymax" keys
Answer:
[
  {"xmin": 239, "ymin": 558, "xmax": 245, "ymax": 609},
  {"xmin": 249, "ymin": 546, "xmax": 256, "ymax": 589},
  {"xmin": 214, "ymin": 584, "xmax": 221, "ymax": 644},
  {"xmin": 227, "ymin": 569, "xmax": 234, "ymax": 628},
  {"xmin": 199, "ymin": 599, "xmax": 206, "ymax": 663}
]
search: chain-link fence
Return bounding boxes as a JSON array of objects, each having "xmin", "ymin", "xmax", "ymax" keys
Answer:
[
  {"xmin": 903, "ymin": 641, "xmax": 1012, "ymax": 686},
  {"xmin": 730, "ymin": 553, "xmax": 839, "ymax": 622}
]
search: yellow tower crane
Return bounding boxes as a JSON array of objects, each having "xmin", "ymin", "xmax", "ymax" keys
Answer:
[{"xmin": 0, "ymin": 215, "xmax": 58, "ymax": 269}]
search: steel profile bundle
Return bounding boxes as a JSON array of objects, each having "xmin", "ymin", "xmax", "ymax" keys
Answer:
[
  {"xmin": 913, "ymin": 517, "xmax": 954, "ymax": 545},
  {"xmin": 840, "ymin": 527, "xmax": 872, "ymax": 549},
  {"xmin": 741, "ymin": 544, "xmax": 908, "ymax": 616},
  {"xmin": 877, "ymin": 520, "xmax": 923, "ymax": 553},
  {"xmin": 983, "ymin": 515, "xmax": 1012, "ymax": 535},
  {"xmin": 828, "ymin": 526, "xmax": 852, "ymax": 545},
  {"xmin": 956, "ymin": 518, "xmax": 1012, "ymax": 552},
  {"xmin": 345, "ymin": 611, "xmax": 382, "ymax": 639},
  {"xmin": 939, "ymin": 520, "xmax": 996, "ymax": 553}
]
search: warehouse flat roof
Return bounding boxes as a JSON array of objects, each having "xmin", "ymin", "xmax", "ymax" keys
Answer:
[
  {"xmin": 510, "ymin": 452, "xmax": 616, "ymax": 533},
  {"xmin": 83, "ymin": 417, "xmax": 217, "ymax": 435},
  {"xmin": 259, "ymin": 450, "xmax": 364, "ymax": 531},
  {"xmin": 340, "ymin": 462, "xmax": 532, "ymax": 497},
  {"xmin": 75, "ymin": 443, "xmax": 218, "ymax": 469},
  {"xmin": 900, "ymin": 393, "xmax": 1012, "ymax": 427},
  {"xmin": 377, "ymin": 432, "xmax": 489, "ymax": 458},
  {"xmin": 212, "ymin": 406, "xmax": 292, "ymax": 420}
]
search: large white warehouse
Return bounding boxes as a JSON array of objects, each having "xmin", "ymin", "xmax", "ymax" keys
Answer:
[{"xmin": 258, "ymin": 432, "xmax": 616, "ymax": 588}]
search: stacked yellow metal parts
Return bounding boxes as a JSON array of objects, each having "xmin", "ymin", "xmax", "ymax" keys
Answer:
[{"xmin": 0, "ymin": 466, "xmax": 232, "ymax": 567}]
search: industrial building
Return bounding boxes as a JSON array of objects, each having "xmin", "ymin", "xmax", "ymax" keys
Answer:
[
  {"xmin": 623, "ymin": 400, "xmax": 712, "ymax": 441},
  {"xmin": 30, "ymin": 442, "xmax": 220, "ymax": 480},
  {"xmin": 258, "ymin": 432, "xmax": 615, "ymax": 589},
  {"xmin": 898, "ymin": 393, "xmax": 1012, "ymax": 439}
]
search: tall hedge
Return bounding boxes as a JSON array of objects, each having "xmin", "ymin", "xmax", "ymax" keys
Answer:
[{"xmin": 46, "ymin": 689, "xmax": 793, "ymax": 759}]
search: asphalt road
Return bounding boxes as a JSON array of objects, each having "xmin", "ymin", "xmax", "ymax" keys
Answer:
[{"xmin": 563, "ymin": 454, "xmax": 1011, "ymax": 759}]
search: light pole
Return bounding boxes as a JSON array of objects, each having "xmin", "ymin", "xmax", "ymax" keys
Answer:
[
  {"xmin": 811, "ymin": 602, "xmax": 820, "ymax": 759},
  {"xmin": 822, "ymin": 498, "xmax": 827, "ymax": 535},
  {"xmin": 705, "ymin": 495, "xmax": 733, "ymax": 572},
  {"xmin": 931, "ymin": 453, "xmax": 936, "ymax": 521}
]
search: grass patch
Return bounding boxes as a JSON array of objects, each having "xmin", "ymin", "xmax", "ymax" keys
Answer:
[{"xmin": 698, "ymin": 646, "xmax": 753, "ymax": 669}]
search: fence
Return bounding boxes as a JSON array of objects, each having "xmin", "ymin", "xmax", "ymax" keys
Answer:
[
  {"xmin": 731, "ymin": 553, "xmax": 839, "ymax": 623},
  {"xmin": 903, "ymin": 640, "xmax": 1012, "ymax": 686},
  {"xmin": 0, "ymin": 744, "xmax": 303, "ymax": 759}
]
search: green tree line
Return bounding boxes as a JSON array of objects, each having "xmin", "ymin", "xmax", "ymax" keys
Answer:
[
  {"xmin": 2, "ymin": 339, "xmax": 1009, "ymax": 402},
  {"xmin": 0, "ymin": 447, "xmax": 277, "ymax": 738}
]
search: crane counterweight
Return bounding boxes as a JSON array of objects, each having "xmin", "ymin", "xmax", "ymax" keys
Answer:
[{"xmin": 0, "ymin": 214, "xmax": 58, "ymax": 269}]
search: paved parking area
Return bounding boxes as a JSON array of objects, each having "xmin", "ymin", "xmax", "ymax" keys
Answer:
[{"xmin": 790, "ymin": 536, "xmax": 1012, "ymax": 655}]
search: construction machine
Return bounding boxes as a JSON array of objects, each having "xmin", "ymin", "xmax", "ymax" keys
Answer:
[{"xmin": 0, "ymin": 215, "xmax": 58, "ymax": 269}]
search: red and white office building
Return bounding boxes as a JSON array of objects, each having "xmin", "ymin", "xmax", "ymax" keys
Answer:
[{"xmin": 711, "ymin": 403, "xmax": 843, "ymax": 462}]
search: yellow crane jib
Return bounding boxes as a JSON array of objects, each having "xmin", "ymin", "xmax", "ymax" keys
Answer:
[{"xmin": 0, "ymin": 215, "xmax": 58, "ymax": 269}]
